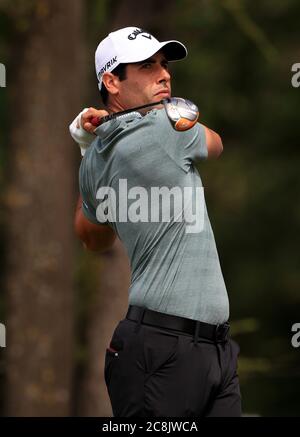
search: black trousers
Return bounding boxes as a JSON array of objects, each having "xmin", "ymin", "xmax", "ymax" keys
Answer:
[{"xmin": 104, "ymin": 316, "xmax": 242, "ymax": 417}]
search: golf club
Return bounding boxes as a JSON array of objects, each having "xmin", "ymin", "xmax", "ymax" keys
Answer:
[{"xmin": 91, "ymin": 97, "xmax": 199, "ymax": 131}]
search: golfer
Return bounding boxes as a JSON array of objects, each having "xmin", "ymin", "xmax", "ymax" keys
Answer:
[{"xmin": 70, "ymin": 26, "xmax": 241, "ymax": 417}]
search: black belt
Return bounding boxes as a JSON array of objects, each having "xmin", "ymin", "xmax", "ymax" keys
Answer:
[{"xmin": 126, "ymin": 305, "xmax": 230, "ymax": 343}]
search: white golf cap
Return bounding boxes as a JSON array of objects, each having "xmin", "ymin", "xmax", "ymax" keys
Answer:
[{"xmin": 95, "ymin": 26, "xmax": 187, "ymax": 90}]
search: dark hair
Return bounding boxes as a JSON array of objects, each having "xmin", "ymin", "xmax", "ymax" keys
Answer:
[{"xmin": 100, "ymin": 63, "xmax": 128, "ymax": 105}]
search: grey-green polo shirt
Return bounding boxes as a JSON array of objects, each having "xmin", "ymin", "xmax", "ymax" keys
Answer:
[{"xmin": 79, "ymin": 108, "xmax": 229, "ymax": 324}]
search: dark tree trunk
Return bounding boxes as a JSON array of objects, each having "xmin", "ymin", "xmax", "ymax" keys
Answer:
[{"xmin": 5, "ymin": 0, "xmax": 85, "ymax": 416}]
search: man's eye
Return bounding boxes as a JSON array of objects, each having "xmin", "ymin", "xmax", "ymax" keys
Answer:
[{"xmin": 141, "ymin": 63, "xmax": 152, "ymax": 69}]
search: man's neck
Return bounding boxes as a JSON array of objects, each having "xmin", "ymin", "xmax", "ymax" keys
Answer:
[{"xmin": 106, "ymin": 98, "xmax": 125, "ymax": 114}]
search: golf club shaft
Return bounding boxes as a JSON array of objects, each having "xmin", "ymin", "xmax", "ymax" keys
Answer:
[{"xmin": 91, "ymin": 100, "xmax": 164, "ymax": 127}]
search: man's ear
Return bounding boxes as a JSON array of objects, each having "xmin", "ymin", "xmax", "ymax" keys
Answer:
[{"xmin": 102, "ymin": 72, "xmax": 120, "ymax": 96}]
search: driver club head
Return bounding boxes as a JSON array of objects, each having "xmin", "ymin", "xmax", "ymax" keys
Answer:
[{"xmin": 163, "ymin": 97, "xmax": 199, "ymax": 131}]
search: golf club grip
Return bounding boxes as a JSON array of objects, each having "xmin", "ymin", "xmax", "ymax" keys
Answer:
[{"xmin": 91, "ymin": 114, "xmax": 114, "ymax": 127}]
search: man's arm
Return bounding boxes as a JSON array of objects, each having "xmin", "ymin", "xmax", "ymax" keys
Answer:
[
  {"xmin": 204, "ymin": 126, "xmax": 223, "ymax": 159},
  {"xmin": 70, "ymin": 106, "xmax": 223, "ymax": 159},
  {"xmin": 74, "ymin": 196, "xmax": 116, "ymax": 252}
]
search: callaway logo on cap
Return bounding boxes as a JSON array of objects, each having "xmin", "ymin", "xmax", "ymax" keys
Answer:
[{"xmin": 95, "ymin": 26, "xmax": 187, "ymax": 90}]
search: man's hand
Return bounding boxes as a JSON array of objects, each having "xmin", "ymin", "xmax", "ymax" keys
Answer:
[
  {"xmin": 69, "ymin": 107, "xmax": 109, "ymax": 156},
  {"xmin": 81, "ymin": 107, "xmax": 109, "ymax": 134}
]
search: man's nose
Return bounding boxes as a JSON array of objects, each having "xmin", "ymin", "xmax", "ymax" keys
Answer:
[{"xmin": 157, "ymin": 66, "xmax": 171, "ymax": 83}]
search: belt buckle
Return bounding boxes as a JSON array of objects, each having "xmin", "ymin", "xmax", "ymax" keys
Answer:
[{"xmin": 215, "ymin": 323, "xmax": 230, "ymax": 343}]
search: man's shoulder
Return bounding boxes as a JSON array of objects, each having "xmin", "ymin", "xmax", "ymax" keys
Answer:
[
  {"xmin": 144, "ymin": 108, "xmax": 166, "ymax": 125},
  {"xmin": 80, "ymin": 138, "xmax": 101, "ymax": 173},
  {"xmin": 127, "ymin": 108, "xmax": 168, "ymax": 138}
]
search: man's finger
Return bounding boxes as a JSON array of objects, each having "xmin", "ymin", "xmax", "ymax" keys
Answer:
[
  {"xmin": 81, "ymin": 109, "xmax": 109, "ymax": 132},
  {"xmin": 83, "ymin": 122, "xmax": 96, "ymax": 134}
]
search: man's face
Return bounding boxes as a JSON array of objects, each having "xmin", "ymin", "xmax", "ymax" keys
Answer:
[{"xmin": 116, "ymin": 51, "xmax": 171, "ymax": 110}]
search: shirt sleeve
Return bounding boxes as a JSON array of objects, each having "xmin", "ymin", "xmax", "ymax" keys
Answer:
[
  {"xmin": 155, "ymin": 108, "xmax": 208, "ymax": 172},
  {"xmin": 78, "ymin": 152, "xmax": 99, "ymax": 225}
]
